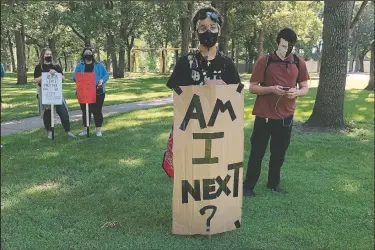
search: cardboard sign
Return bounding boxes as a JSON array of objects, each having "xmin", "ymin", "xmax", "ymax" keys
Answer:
[
  {"xmin": 172, "ymin": 84, "xmax": 244, "ymax": 235},
  {"xmin": 41, "ymin": 72, "xmax": 63, "ymax": 105},
  {"xmin": 76, "ymin": 72, "xmax": 96, "ymax": 104}
]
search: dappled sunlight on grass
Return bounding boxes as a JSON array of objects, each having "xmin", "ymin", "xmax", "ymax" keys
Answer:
[
  {"xmin": 24, "ymin": 181, "xmax": 60, "ymax": 194},
  {"xmin": 118, "ymin": 158, "xmax": 144, "ymax": 168}
]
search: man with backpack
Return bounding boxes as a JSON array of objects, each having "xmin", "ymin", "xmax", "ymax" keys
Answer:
[{"xmin": 243, "ymin": 28, "xmax": 310, "ymax": 197}]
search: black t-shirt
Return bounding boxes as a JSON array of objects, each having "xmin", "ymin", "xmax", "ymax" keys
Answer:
[
  {"xmin": 166, "ymin": 51, "xmax": 241, "ymax": 89},
  {"xmin": 34, "ymin": 64, "xmax": 63, "ymax": 87},
  {"xmin": 84, "ymin": 63, "xmax": 94, "ymax": 72}
]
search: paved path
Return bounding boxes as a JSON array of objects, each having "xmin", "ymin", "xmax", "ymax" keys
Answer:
[
  {"xmin": 1, "ymin": 73, "xmax": 370, "ymax": 136},
  {"xmin": 1, "ymin": 96, "xmax": 172, "ymax": 136}
]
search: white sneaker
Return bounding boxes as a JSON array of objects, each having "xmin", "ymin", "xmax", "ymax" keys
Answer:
[
  {"xmin": 67, "ymin": 132, "xmax": 77, "ymax": 138},
  {"xmin": 47, "ymin": 131, "xmax": 53, "ymax": 139},
  {"xmin": 79, "ymin": 130, "xmax": 87, "ymax": 136},
  {"xmin": 96, "ymin": 131, "xmax": 102, "ymax": 137}
]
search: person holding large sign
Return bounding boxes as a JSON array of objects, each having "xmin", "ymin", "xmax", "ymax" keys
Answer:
[
  {"xmin": 243, "ymin": 28, "xmax": 310, "ymax": 197},
  {"xmin": 73, "ymin": 47, "xmax": 109, "ymax": 137},
  {"xmin": 33, "ymin": 48, "xmax": 75, "ymax": 139},
  {"xmin": 163, "ymin": 7, "xmax": 242, "ymax": 178},
  {"xmin": 164, "ymin": 7, "xmax": 244, "ymax": 236}
]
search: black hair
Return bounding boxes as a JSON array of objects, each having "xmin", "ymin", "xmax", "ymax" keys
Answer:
[
  {"xmin": 192, "ymin": 7, "xmax": 223, "ymax": 30},
  {"xmin": 81, "ymin": 47, "xmax": 96, "ymax": 62},
  {"xmin": 276, "ymin": 28, "xmax": 297, "ymax": 45}
]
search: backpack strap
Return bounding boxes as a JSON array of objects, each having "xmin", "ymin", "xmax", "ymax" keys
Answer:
[
  {"xmin": 259, "ymin": 53, "xmax": 272, "ymax": 87},
  {"xmin": 293, "ymin": 54, "xmax": 300, "ymax": 85}
]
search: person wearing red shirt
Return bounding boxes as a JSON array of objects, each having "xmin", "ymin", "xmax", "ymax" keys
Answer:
[{"xmin": 243, "ymin": 28, "xmax": 310, "ymax": 197}]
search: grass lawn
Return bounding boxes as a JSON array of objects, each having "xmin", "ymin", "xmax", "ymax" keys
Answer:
[
  {"xmin": 1, "ymin": 77, "xmax": 374, "ymax": 249},
  {"xmin": 1, "ymin": 72, "xmax": 172, "ymax": 122}
]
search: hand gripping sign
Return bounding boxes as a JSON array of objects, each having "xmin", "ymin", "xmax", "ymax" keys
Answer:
[{"xmin": 172, "ymin": 83, "xmax": 245, "ymax": 236}]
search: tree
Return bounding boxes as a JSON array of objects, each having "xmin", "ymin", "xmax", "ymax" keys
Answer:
[
  {"xmin": 305, "ymin": 1, "xmax": 354, "ymax": 129},
  {"xmin": 365, "ymin": 40, "xmax": 374, "ymax": 90}
]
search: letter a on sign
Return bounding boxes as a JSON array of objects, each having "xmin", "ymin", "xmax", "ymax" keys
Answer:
[{"xmin": 172, "ymin": 84, "xmax": 244, "ymax": 235}]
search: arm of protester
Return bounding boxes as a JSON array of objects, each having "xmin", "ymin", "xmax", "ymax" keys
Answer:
[
  {"xmin": 33, "ymin": 65, "xmax": 42, "ymax": 85},
  {"xmin": 98, "ymin": 63, "xmax": 109, "ymax": 85},
  {"xmin": 221, "ymin": 57, "xmax": 241, "ymax": 85},
  {"xmin": 72, "ymin": 64, "xmax": 80, "ymax": 82},
  {"xmin": 166, "ymin": 56, "xmax": 189, "ymax": 89}
]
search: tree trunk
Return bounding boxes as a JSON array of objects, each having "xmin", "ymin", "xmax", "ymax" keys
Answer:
[
  {"xmin": 97, "ymin": 47, "xmax": 101, "ymax": 62},
  {"xmin": 218, "ymin": 0, "xmax": 230, "ymax": 54},
  {"xmin": 175, "ymin": 50, "xmax": 179, "ymax": 64},
  {"xmin": 35, "ymin": 46, "xmax": 39, "ymax": 60},
  {"xmin": 125, "ymin": 36, "xmax": 135, "ymax": 73},
  {"xmin": 358, "ymin": 53, "xmax": 365, "ymax": 72},
  {"xmin": 257, "ymin": 28, "xmax": 264, "ymax": 59},
  {"xmin": 118, "ymin": 48, "xmax": 125, "ymax": 78},
  {"xmin": 231, "ymin": 37, "xmax": 235, "ymax": 59},
  {"xmin": 235, "ymin": 39, "xmax": 239, "ymax": 69},
  {"xmin": 317, "ymin": 60, "xmax": 321, "ymax": 73},
  {"xmin": 27, "ymin": 46, "xmax": 30, "ymax": 71},
  {"xmin": 14, "ymin": 28, "xmax": 27, "ymax": 84},
  {"xmin": 48, "ymin": 38, "xmax": 57, "ymax": 60},
  {"xmin": 354, "ymin": 53, "xmax": 361, "ymax": 72},
  {"xmin": 63, "ymin": 51, "xmax": 68, "ymax": 72},
  {"xmin": 107, "ymin": 33, "xmax": 119, "ymax": 77},
  {"xmin": 181, "ymin": 1, "xmax": 193, "ymax": 54},
  {"xmin": 305, "ymin": 1, "xmax": 353, "ymax": 129},
  {"xmin": 365, "ymin": 41, "xmax": 374, "ymax": 90},
  {"xmin": 126, "ymin": 49, "xmax": 131, "ymax": 72},
  {"xmin": 106, "ymin": 47, "xmax": 111, "ymax": 72},
  {"xmin": 84, "ymin": 37, "xmax": 91, "ymax": 47},
  {"xmin": 191, "ymin": 32, "xmax": 197, "ymax": 48},
  {"xmin": 8, "ymin": 31, "xmax": 16, "ymax": 72}
]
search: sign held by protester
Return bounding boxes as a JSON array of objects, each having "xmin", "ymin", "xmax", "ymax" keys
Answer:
[
  {"xmin": 76, "ymin": 72, "xmax": 96, "ymax": 104},
  {"xmin": 41, "ymin": 72, "xmax": 63, "ymax": 105},
  {"xmin": 172, "ymin": 84, "xmax": 244, "ymax": 235}
]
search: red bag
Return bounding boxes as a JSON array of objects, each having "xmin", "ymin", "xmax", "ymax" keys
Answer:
[{"xmin": 162, "ymin": 129, "xmax": 174, "ymax": 178}]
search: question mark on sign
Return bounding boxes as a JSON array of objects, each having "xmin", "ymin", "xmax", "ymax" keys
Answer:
[{"xmin": 199, "ymin": 205, "xmax": 217, "ymax": 232}]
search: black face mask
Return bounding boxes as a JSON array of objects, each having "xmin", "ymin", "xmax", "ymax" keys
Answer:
[
  {"xmin": 198, "ymin": 31, "xmax": 218, "ymax": 48},
  {"xmin": 84, "ymin": 55, "xmax": 93, "ymax": 61},
  {"xmin": 44, "ymin": 56, "xmax": 52, "ymax": 62}
]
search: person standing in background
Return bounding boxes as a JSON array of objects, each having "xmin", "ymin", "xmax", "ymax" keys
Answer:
[
  {"xmin": 34, "ymin": 48, "xmax": 76, "ymax": 139},
  {"xmin": 73, "ymin": 47, "xmax": 109, "ymax": 137}
]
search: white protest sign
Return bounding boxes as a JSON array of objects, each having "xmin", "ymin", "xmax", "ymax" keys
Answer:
[{"xmin": 41, "ymin": 72, "xmax": 63, "ymax": 105}]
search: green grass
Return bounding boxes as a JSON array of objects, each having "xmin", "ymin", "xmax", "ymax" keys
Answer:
[
  {"xmin": 1, "ymin": 72, "xmax": 172, "ymax": 122},
  {"xmin": 1, "ymin": 79, "xmax": 373, "ymax": 249}
]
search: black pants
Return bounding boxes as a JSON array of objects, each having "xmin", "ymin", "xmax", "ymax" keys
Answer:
[
  {"xmin": 244, "ymin": 116, "xmax": 293, "ymax": 190},
  {"xmin": 80, "ymin": 94, "xmax": 105, "ymax": 127},
  {"xmin": 43, "ymin": 104, "xmax": 71, "ymax": 132}
]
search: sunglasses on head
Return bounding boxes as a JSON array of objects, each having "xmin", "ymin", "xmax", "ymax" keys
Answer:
[{"xmin": 198, "ymin": 11, "xmax": 220, "ymax": 24}]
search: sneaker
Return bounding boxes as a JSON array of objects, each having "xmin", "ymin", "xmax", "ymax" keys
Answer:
[
  {"xmin": 268, "ymin": 186, "xmax": 288, "ymax": 194},
  {"xmin": 67, "ymin": 132, "xmax": 77, "ymax": 138},
  {"xmin": 79, "ymin": 130, "xmax": 87, "ymax": 136},
  {"xmin": 47, "ymin": 131, "xmax": 53, "ymax": 139},
  {"xmin": 243, "ymin": 187, "xmax": 256, "ymax": 197},
  {"xmin": 96, "ymin": 131, "xmax": 102, "ymax": 137}
]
